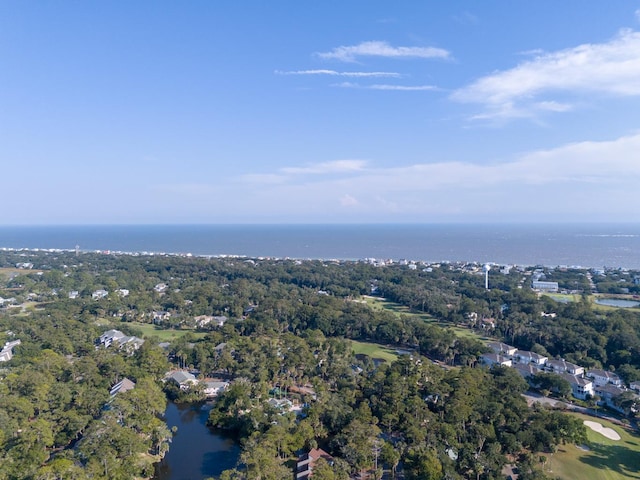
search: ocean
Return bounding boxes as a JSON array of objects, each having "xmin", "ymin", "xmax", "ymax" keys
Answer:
[{"xmin": 0, "ymin": 224, "xmax": 639, "ymax": 269}]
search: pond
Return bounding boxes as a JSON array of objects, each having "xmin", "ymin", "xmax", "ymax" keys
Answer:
[
  {"xmin": 595, "ymin": 298, "xmax": 640, "ymax": 308},
  {"xmin": 154, "ymin": 401, "xmax": 240, "ymax": 480}
]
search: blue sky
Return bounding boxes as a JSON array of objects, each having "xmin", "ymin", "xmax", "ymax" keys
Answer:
[{"xmin": 2, "ymin": 2, "xmax": 640, "ymax": 224}]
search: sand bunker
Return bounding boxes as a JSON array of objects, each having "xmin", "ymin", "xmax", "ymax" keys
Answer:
[{"xmin": 584, "ymin": 420, "xmax": 621, "ymax": 440}]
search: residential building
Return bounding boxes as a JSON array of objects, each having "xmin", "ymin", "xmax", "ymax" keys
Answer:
[
  {"xmin": 560, "ymin": 373, "xmax": 594, "ymax": 400},
  {"xmin": 295, "ymin": 448, "xmax": 334, "ymax": 480},
  {"xmin": 532, "ymin": 281, "xmax": 559, "ymax": 292},
  {"xmin": 110, "ymin": 378, "xmax": 136, "ymax": 397},
  {"xmin": 166, "ymin": 370, "xmax": 198, "ymax": 390},
  {"xmin": 92, "ymin": 289, "xmax": 109, "ymax": 300},
  {"xmin": 481, "ymin": 353, "xmax": 512, "ymax": 367},
  {"xmin": 0, "ymin": 339, "xmax": 21, "ymax": 362},
  {"xmin": 486, "ymin": 341, "xmax": 517, "ymax": 356},
  {"xmin": 546, "ymin": 359, "xmax": 584, "ymax": 376},
  {"xmin": 587, "ymin": 369, "xmax": 622, "ymax": 387},
  {"xmin": 514, "ymin": 350, "xmax": 548, "ymax": 366},
  {"xmin": 203, "ymin": 380, "xmax": 229, "ymax": 397}
]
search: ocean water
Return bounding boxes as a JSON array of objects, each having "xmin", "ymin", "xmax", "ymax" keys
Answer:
[{"xmin": 0, "ymin": 224, "xmax": 639, "ymax": 269}]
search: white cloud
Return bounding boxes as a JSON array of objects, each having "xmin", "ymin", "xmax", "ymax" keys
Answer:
[
  {"xmin": 281, "ymin": 159, "xmax": 367, "ymax": 175},
  {"xmin": 340, "ymin": 194, "xmax": 359, "ymax": 207},
  {"xmin": 233, "ymin": 133, "xmax": 640, "ymax": 221},
  {"xmin": 334, "ymin": 82, "xmax": 437, "ymax": 91},
  {"xmin": 275, "ymin": 69, "xmax": 402, "ymax": 78},
  {"xmin": 317, "ymin": 41, "xmax": 450, "ymax": 62},
  {"xmin": 453, "ymin": 29, "xmax": 640, "ymax": 119}
]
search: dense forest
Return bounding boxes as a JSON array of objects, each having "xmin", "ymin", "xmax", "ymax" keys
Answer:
[{"xmin": 0, "ymin": 250, "xmax": 638, "ymax": 479}]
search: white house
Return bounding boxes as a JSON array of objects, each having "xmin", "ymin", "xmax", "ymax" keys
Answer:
[
  {"xmin": 560, "ymin": 373, "xmax": 594, "ymax": 400},
  {"xmin": 587, "ymin": 369, "xmax": 623, "ymax": 387},
  {"xmin": 92, "ymin": 289, "xmax": 109, "ymax": 300},
  {"xmin": 514, "ymin": 350, "xmax": 548, "ymax": 366},
  {"xmin": 481, "ymin": 353, "xmax": 512, "ymax": 367},
  {"xmin": 166, "ymin": 370, "xmax": 198, "ymax": 390},
  {"xmin": 203, "ymin": 380, "xmax": 229, "ymax": 397},
  {"xmin": 486, "ymin": 341, "xmax": 517, "ymax": 357},
  {"xmin": 547, "ymin": 359, "xmax": 584, "ymax": 376},
  {"xmin": 0, "ymin": 339, "xmax": 21, "ymax": 362},
  {"xmin": 532, "ymin": 281, "xmax": 559, "ymax": 292}
]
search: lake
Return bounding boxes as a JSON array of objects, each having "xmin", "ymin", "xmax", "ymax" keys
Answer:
[
  {"xmin": 154, "ymin": 402, "xmax": 240, "ymax": 480},
  {"xmin": 595, "ymin": 298, "xmax": 640, "ymax": 308}
]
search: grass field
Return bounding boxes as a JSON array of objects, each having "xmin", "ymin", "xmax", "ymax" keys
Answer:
[
  {"xmin": 543, "ymin": 293, "xmax": 581, "ymax": 303},
  {"xmin": 0, "ymin": 267, "xmax": 42, "ymax": 283},
  {"xmin": 548, "ymin": 413, "xmax": 640, "ymax": 480},
  {"xmin": 362, "ymin": 296, "xmax": 487, "ymax": 341},
  {"xmin": 127, "ymin": 322, "xmax": 208, "ymax": 342},
  {"xmin": 350, "ymin": 339, "xmax": 399, "ymax": 363}
]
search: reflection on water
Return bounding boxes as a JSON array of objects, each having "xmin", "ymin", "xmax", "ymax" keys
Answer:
[{"xmin": 154, "ymin": 402, "xmax": 240, "ymax": 480}]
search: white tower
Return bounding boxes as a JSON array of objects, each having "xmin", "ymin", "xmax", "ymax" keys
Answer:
[{"xmin": 483, "ymin": 264, "xmax": 491, "ymax": 290}]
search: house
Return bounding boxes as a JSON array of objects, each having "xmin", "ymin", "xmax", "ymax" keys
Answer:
[
  {"xmin": 486, "ymin": 341, "xmax": 517, "ymax": 357},
  {"xmin": 513, "ymin": 363, "xmax": 541, "ymax": 381},
  {"xmin": 481, "ymin": 353, "xmax": 512, "ymax": 367},
  {"xmin": 166, "ymin": 370, "xmax": 198, "ymax": 390},
  {"xmin": 68, "ymin": 290, "xmax": 79, "ymax": 299},
  {"xmin": 0, "ymin": 339, "xmax": 21, "ymax": 362},
  {"xmin": 99, "ymin": 329, "xmax": 126, "ymax": 347},
  {"xmin": 92, "ymin": 289, "xmax": 109, "ymax": 300},
  {"xmin": 203, "ymin": 380, "xmax": 229, "ymax": 397},
  {"xmin": 110, "ymin": 378, "xmax": 136, "ymax": 397},
  {"xmin": 98, "ymin": 330, "xmax": 144, "ymax": 352},
  {"xmin": 587, "ymin": 369, "xmax": 623, "ymax": 387},
  {"xmin": 116, "ymin": 289, "xmax": 130, "ymax": 297},
  {"xmin": 154, "ymin": 283, "xmax": 168, "ymax": 293},
  {"xmin": 595, "ymin": 384, "xmax": 628, "ymax": 412},
  {"xmin": 560, "ymin": 373, "xmax": 594, "ymax": 400},
  {"xmin": 630, "ymin": 381, "xmax": 640, "ymax": 393},
  {"xmin": 532, "ymin": 281, "xmax": 559, "ymax": 293},
  {"xmin": 295, "ymin": 448, "xmax": 334, "ymax": 480},
  {"xmin": 514, "ymin": 350, "xmax": 548, "ymax": 366},
  {"xmin": 152, "ymin": 311, "xmax": 171, "ymax": 322},
  {"xmin": 546, "ymin": 359, "xmax": 584, "ymax": 376},
  {"xmin": 194, "ymin": 315, "xmax": 227, "ymax": 328}
]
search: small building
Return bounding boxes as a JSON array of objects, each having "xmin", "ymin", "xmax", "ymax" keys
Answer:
[
  {"xmin": 481, "ymin": 353, "xmax": 512, "ymax": 367},
  {"xmin": 0, "ymin": 339, "xmax": 21, "ymax": 362},
  {"xmin": 587, "ymin": 369, "xmax": 623, "ymax": 388},
  {"xmin": 68, "ymin": 290, "xmax": 80, "ymax": 299},
  {"xmin": 110, "ymin": 378, "xmax": 136, "ymax": 397},
  {"xmin": 514, "ymin": 350, "xmax": 548, "ymax": 366},
  {"xmin": 296, "ymin": 448, "xmax": 334, "ymax": 480},
  {"xmin": 486, "ymin": 341, "xmax": 517, "ymax": 357},
  {"xmin": 98, "ymin": 330, "xmax": 144, "ymax": 352},
  {"xmin": 546, "ymin": 359, "xmax": 584, "ymax": 376},
  {"xmin": 166, "ymin": 370, "xmax": 198, "ymax": 390},
  {"xmin": 560, "ymin": 373, "xmax": 594, "ymax": 400},
  {"xmin": 203, "ymin": 380, "xmax": 229, "ymax": 397},
  {"xmin": 513, "ymin": 363, "xmax": 540, "ymax": 381},
  {"xmin": 532, "ymin": 281, "xmax": 559, "ymax": 293},
  {"xmin": 595, "ymin": 384, "xmax": 628, "ymax": 412},
  {"xmin": 116, "ymin": 289, "xmax": 130, "ymax": 297},
  {"xmin": 92, "ymin": 289, "xmax": 109, "ymax": 300}
]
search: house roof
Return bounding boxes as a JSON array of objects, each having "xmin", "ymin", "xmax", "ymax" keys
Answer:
[
  {"xmin": 168, "ymin": 370, "xmax": 197, "ymax": 384},
  {"xmin": 587, "ymin": 369, "xmax": 620, "ymax": 380},
  {"xmin": 110, "ymin": 378, "xmax": 136, "ymax": 396}
]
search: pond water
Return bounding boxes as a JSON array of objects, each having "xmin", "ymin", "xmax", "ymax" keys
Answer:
[
  {"xmin": 154, "ymin": 402, "xmax": 240, "ymax": 480},
  {"xmin": 595, "ymin": 298, "xmax": 640, "ymax": 308}
]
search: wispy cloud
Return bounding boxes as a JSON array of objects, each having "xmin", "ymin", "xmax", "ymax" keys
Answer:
[
  {"xmin": 334, "ymin": 82, "xmax": 437, "ymax": 91},
  {"xmin": 275, "ymin": 69, "xmax": 402, "ymax": 78},
  {"xmin": 232, "ymin": 133, "xmax": 640, "ymax": 221},
  {"xmin": 281, "ymin": 160, "xmax": 367, "ymax": 175},
  {"xmin": 317, "ymin": 41, "xmax": 450, "ymax": 62},
  {"xmin": 453, "ymin": 29, "xmax": 640, "ymax": 120}
]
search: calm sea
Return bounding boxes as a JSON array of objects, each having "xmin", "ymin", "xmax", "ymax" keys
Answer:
[{"xmin": 0, "ymin": 224, "xmax": 639, "ymax": 269}]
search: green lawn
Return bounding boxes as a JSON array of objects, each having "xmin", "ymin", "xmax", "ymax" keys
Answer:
[
  {"xmin": 127, "ymin": 322, "xmax": 208, "ymax": 342},
  {"xmin": 543, "ymin": 293, "xmax": 581, "ymax": 303},
  {"xmin": 351, "ymin": 339, "xmax": 399, "ymax": 363},
  {"xmin": 362, "ymin": 296, "xmax": 487, "ymax": 341},
  {"xmin": 548, "ymin": 413, "xmax": 640, "ymax": 480}
]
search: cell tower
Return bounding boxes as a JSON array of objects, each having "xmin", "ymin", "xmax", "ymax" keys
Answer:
[{"xmin": 483, "ymin": 264, "xmax": 491, "ymax": 290}]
